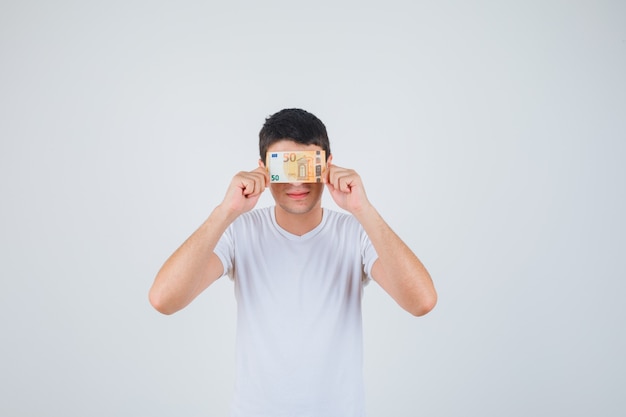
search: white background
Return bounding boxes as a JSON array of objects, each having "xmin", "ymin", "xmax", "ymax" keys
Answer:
[{"xmin": 1, "ymin": 1, "xmax": 625, "ymax": 416}]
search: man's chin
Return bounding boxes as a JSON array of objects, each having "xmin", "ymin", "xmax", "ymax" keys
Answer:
[{"xmin": 278, "ymin": 201, "xmax": 318, "ymax": 216}]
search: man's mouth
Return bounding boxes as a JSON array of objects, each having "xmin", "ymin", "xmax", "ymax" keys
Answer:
[{"xmin": 286, "ymin": 190, "xmax": 310, "ymax": 200}]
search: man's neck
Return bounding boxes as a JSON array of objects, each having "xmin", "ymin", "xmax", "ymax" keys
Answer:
[{"xmin": 274, "ymin": 206, "xmax": 324, "ymax": 236}]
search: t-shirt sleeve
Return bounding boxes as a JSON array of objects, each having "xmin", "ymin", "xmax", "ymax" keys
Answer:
[
  {"xmin": 213, "ymin": 225, "xmax": 235, "ymax": 280},
  {"xmin": 360, "ymin": 227, "xmax": 378, "ymax": 285}
]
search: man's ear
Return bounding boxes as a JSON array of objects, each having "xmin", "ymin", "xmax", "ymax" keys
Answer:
[
  {"xmin": 327, "ymin": 154, "xmax": 333, "ymax": 166},
  {"xmin": 259, "ymin": 158, "xmax": 266, "ymax": 168}
]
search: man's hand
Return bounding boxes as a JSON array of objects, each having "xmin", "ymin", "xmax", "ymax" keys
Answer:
[
  {"xmin": 220, "ymin": 167, "xmax": 269, "ymax": 217},
  {"xmin": 324, "ymin": 164, "xmax": 372, "ymax": 215}
]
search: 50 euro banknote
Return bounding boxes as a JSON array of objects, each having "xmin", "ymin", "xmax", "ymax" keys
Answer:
[{"xmin": 266, "ymin": 150, "xmax": 326, "ymax": 183}]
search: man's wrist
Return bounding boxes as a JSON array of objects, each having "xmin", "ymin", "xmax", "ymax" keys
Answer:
[
  {"xmin": 210, "ymin": 204, "xmax": 240, "ymax": 228},
  {"xmin": 351, "ymin": 202, "xmax": 377, "ymax": 224}
]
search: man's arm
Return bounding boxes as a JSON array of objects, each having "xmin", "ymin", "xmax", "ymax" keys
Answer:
[
  {"xmin": 149, "ymin": 167, "xmax": 268, "ymax": 315},
  {"xmin": 326, "ymin": 164, "xmax": 437, "ymax": 316}
]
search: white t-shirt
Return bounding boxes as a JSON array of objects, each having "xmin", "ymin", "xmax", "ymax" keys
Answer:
[{"xmin": 214, "ymin": 206, "xmax": 378, "ymax": 417}]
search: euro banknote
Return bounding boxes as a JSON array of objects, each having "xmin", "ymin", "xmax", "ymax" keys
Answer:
[{"xmin": 266, "ymin": 150, "xmax": 326, "ymax": 183}]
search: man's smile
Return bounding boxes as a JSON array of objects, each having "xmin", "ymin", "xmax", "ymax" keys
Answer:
[{"xmin": 286, "ymin": 188, "xmax": 310, "ymax": 200}]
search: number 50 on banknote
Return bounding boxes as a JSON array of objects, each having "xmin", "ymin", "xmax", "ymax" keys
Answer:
[{"xmin": 266, "ymin": 150, "xmax": 326, "ymax": 183}]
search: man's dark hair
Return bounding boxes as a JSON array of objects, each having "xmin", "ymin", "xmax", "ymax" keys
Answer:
[{"xmin": 259, "ymin": 108, "xmax": 331, "ymax": 162}]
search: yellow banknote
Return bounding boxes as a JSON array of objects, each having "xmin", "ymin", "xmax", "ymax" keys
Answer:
[{"xmin": 266, "ymin": 150, "xmax": 326, "ymax": 183}]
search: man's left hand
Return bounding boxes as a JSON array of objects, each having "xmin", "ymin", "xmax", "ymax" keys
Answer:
[{"xmin": 324, "ymin": 164, "xmax": 372, "ymax": 215}]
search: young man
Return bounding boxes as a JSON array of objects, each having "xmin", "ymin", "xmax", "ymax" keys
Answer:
[{"xmin": 149, "ymin": 108, "xmax": 437, "ymax": 417}]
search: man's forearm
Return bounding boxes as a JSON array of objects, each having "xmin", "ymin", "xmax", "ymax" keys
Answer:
[
  {"xmin": 354, "ymin": 205, "xmax": 437, "ymax": 316},
  {"xmin": 149, "ymin": 205, "xmax": 236, "ymax": 314}
]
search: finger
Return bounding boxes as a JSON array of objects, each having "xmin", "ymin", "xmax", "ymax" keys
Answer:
[
  {"xmin": 327, "ymin": 165, "xmax": 344, "ymax": 187},
  {"xmin": 330, "ymin": 169, "xmax": 354, "ymax": 193},
  {"xmin": 240, "ymin": 177, "xmax": 256, "ymax": 197},
  {"xmin": 258, "ymin": 167, "xmax": 270, "ymax": 187},
  {"xmin": 249, "ymin": 166, "xmax": 268, "ymax": 188},
  {"xmin": 337, "ymin": 174, "xmax": 354, "ymax": 193},
  {"xmin": 237, "ymin": 173, "xmax": 258, "ymax": 197},
  {"xmin": 248, "ymin": 167, "xmax": 272, "ymax": 193},
  {"xmin": 325, "ymin": 163, "xmax": 343, "ymax": 181},
  {"xmin": 323, "ymin": 164, "xmax": 332, "ymax": 184}
]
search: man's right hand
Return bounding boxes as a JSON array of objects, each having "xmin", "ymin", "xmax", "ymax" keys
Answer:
[{"xmin": 219, "ymin": 167, "xmax": 269, "ymax": 217}]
